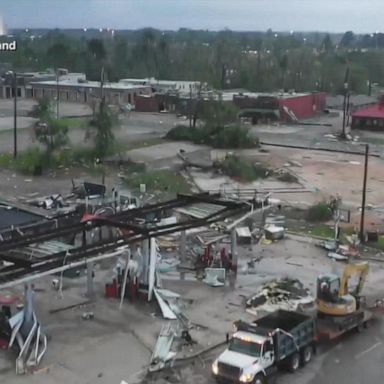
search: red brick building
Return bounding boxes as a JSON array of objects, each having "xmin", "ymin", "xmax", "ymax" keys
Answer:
[{"xmin": 236, "ymin": 92, "xmax": 326, "ymax": 123}]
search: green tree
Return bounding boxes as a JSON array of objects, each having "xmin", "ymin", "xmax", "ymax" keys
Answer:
[
  {"xmin": 34, "ymin": 119, "xmax": 69, "ymax": 153},
  {"xmin": 321, "ymin": 34, "xmax": 333, "ymax": 53},
  {"xmin": 200, "ymin": 98, "xmax": 239, "ymax": 133},
  {"xmin": 87, "ymin": 39, "xmax": 106, "ymax": 60},
  {"xmin": 46, "ymin": 43, "xmax": 71, "ymax": 69},
  {"xmin": 30, "ymin": 97, "xmax": 53, "ymax": 121},
  {"xmin": 340, "ymin": 31, "xmax": 355, "ymax": 48},
  {"xmin": 91, "ymin": 99, "xmax": 116, "ymax": 159},
  {"xmin": 31, "ymin": 98, "xmax": 69, "ymax": 153}
]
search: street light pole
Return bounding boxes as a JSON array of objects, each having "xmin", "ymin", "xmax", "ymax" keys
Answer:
[
  {"xmin": 13, "ymin": 72, "xmax": 17, "ymax": 159},
  {"xmin": 359, "ymin": 144, "xmax": 369, "ymax": 243}
]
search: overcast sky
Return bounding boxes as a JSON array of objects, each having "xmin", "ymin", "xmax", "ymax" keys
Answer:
[{"xmin": 1, "ymin": 0, "xmax": 383, "ymax": 33}]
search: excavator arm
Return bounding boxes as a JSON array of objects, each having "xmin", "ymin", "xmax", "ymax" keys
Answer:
[{"xmin": 339, "ymin": 262, "xmax": 369, "ymax": 297}]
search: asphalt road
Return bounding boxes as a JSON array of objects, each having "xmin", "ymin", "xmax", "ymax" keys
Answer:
[
  {"xmin": 305, "ymin": 318, "xmax": 384, "ymax": 384},
  {"xmin": 0, "ymin": 111, "xmax": 179, "ymax": 154},
  {"xmin": 169, "ymin": 317, "xmax": 384, "ymax": 384},
  {"xmin": 250, "ymin": 114, "xmax": 384, "ymax": 157}
]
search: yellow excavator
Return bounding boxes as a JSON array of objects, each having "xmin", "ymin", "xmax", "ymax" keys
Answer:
[{"xmin": 317, "ymin": 262, "xmax": 369, "ymax": 316}]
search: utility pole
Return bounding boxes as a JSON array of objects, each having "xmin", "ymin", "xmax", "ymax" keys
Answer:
[
  {"xmin": 13, "ymin": 71, "xmax": 17, "ymax": 159},
  {"xmin": 56, "ymin": 69, "xmax": 59, "ymax": 119},
  {"xmin": 346, "ymin": 92, "xmax": 351, "ymax": 127},
  {"xmin": 341, "ymin": 67, "xmax": 350, "ymax": 139},
  {"xmin": 189, "ymin": 84, "xmax": 192, "ymax": 128},
  {"xmin": 359, "ymin": 144, "xmax": 369, "ymax": 243},
  {"xmin": 100, "ymin": 66, "xmax": 105, "ymax": 101}
]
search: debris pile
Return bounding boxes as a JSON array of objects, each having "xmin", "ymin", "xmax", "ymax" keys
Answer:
[
  {"xmin": 318, "ymin": 234, "xmax": 360, "ymax": 262},
  {"xmin": 246, "ymin": 278, "xmax": 315, "ymax": 316}
]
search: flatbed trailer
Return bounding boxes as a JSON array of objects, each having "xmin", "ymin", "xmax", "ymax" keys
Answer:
[{"xmin": 317, "ymin": 308, "xmax": 373, "ymax": 341}]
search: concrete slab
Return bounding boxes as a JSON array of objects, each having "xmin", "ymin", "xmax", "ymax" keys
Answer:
[
  {"xmin": 126, "ymin": 142, "xmax": 208, "ymax": 163},
  {"xmin": 0, "ymin": 116, "xmax": 36, "ymax": 131}
]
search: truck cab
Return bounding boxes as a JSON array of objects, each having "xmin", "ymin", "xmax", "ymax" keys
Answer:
[
  {"xmin": 212, "ymin": 310, "xmax": 316, "ymax": 384},
  {"xmin": 212, "ymin": 330, "xmax": 274, "ymax": 383}
]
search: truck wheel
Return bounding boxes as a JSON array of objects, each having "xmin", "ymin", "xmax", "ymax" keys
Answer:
[
  {"xmin": 301, "ymin": 346, "xmax": 312, "ymax": 365},
  {"xmin": 356, "ymin": 323, "xmax": 364, "ymax": 333},
  {"xmin": 253, "ymin": 374, "xmax": 266, "ymax": 384},
  {"xmin": 288, "ymin": 352, "xmax": 300, "ymax": 373}
]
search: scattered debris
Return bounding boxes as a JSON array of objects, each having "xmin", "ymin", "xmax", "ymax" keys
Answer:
[
  {"xmin": 181, "ymin": 330, "xmax": 197, "ymax": 346},
  {"xmin": 49, "ymin": 300, "xmax": 92, "ymax": 314},
  {"xmin": 235, "ymin": 227, "xmax": 252, "ymax": 244},
  {"xmin": 264, "ymin": 225, "xmax": 285, "ymax": 240},
  {"xmin": 327, "ymin": 252, "xmax": 348, "ymax": 261},
  {"xmin": 149, "ymin": 323, "xmax": 177, "ymax": 372},
  {"xmin": 318, "ymin": 240, "xmax": 338, "ymax": 251},
  {"xmin": 153, "ymin": 289, "xmax": 180, "ymax": 320},
  {"xmin": 238, "ymin": 258, "xmax": 262, "ymax": 274},
  {"xmin": 8, "ymin": 288, "xmax": 47, "ymax": 374},
  {"xmin": 27, "ymin": 194, "xmax": 65, "ymax": 210},
  {"xmin": 81, "ymin": 312, "xmax": 94, "ymax": 320},
  {"xmin": 265, "ymin": 214, "xmax": 286, "ymax": 227},
  {"xmin": 245, "ymin": 278, "xmax": 315, "ymax": 316},
  {"xmin": 203, "ymin": 268, "xmax": 226, "ymax": 287},
  {"xmin": 157, "ymin": 258, "xmax": 180, "ymax": 273}
]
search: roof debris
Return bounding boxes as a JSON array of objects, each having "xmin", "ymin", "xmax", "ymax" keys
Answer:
[{"xmin": 246, "ymin": 278, "xmax": 315, "ymax": 316}]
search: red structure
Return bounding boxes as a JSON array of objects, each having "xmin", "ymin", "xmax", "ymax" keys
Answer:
[
  {"xmin": 134, "ymin": 95, "xmax": 159, "ymax": 112},
  {"xmin": 352, "ymin": 96, "xmax": 384, "ymax": 131},
  {"xmin": 279, "ymin": 92, "xmax": 326, "ymax": 121},
  {"xmin": 237, "ymin": 92, "xmax": 326, "ymax": 123}
]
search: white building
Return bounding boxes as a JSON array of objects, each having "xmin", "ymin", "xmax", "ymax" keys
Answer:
[
  {"xmin": 0, "ymin": 15, "xmax": 7, "ymax": 36},
  {"xmin": 29, "ymin": 78, "xmax": 151, "ymax": 106},
  {"xmin": 119, "ymin": 77, "xmax": 203, "ymax": 94}
]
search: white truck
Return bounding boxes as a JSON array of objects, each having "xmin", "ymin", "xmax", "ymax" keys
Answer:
[{"xmin": 211, "ymin": 310, "xmax": 317, "ymax": 384}]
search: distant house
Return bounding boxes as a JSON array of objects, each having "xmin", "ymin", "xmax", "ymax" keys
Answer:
[{"xmin": 351, "ymin": 95, "xmax": 384, "ymax": 131}]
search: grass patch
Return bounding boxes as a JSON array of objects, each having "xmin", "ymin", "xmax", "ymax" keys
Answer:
[
  {"xmin": 124, "ymin": 137, "xmax": 166, "ymax": 151},
  {"xmin": 58, "ymin": 117, "xmax": 91, "ymax": 129},
  {"xmin": 124, "ymin": 169, "xmax": 190, "ymax": 194},
  {"xmin": 307, "ymin": 202, "xmax": 333, "ymax": 222},
  {"xmin": 0, "ymin": 147, "xmax": 101, "ymax": 175},
  {"xmin": 166, "ymin": 124, "xmax": 260, "ymax": 149},
  {"xmin": 360, "ymin": 137, "xmax": 384, "ymax": 145},
  {"xmin": 308, "ymin": 225, "xmax": 335, "ymax": 238},
  {"xmin": 217, "ymin": 155, "xmax": 270, "ymax": 182},
  {"xmin": 0, "ymin": 153, "xmax": 13, "ymax": 167},
  {"xmin": 377, "ymin": 236, "xmax": 384, "ymax": 251},
  {"xmin": 12, "ymin": 147, "xmax": 46, "ymax": 175},
  {"xmin": 291, "ymin": 224, "xmax": 355, "ymax": 240}
]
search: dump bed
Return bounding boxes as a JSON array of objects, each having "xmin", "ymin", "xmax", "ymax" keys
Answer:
[{"xmin": 236, "ymin": 310, "xmax": 316, "ymax": 362}]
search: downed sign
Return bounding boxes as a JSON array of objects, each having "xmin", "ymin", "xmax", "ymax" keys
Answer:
[{"xmin": 149, "ymin": 323, "xmax": 178, "ymax": 372}]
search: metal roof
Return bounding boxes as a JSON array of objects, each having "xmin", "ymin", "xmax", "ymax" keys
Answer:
[
  {"xmin": 0, "ymin": 206, "xmax": 43, "ymax": 231},
  {"xmin": 30, "ymin": 80, "xmax": 150, "ymax": 91},
  {"xmin": 174, "ymin": 203, "xmax": 225, "ymax": 219},
  {"xmin": 352, "ymin": 105, "xmax": 384, "ymax": 119}
]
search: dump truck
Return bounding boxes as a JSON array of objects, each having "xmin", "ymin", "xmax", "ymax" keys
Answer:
[{"xmin": 212, "ymin": 310, "xmax": 316, "ymax": 384}]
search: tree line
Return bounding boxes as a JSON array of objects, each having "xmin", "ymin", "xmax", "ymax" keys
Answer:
[{"xmin": 1, "ymin": 29, "xmax": 384, "ymax": 94}]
